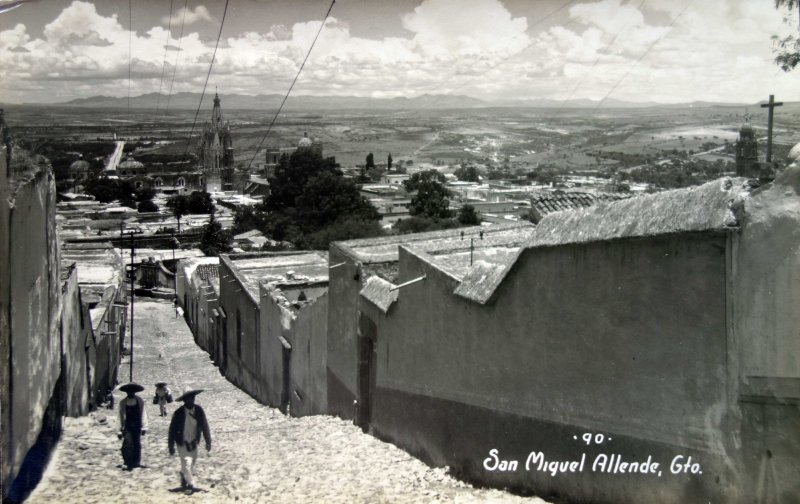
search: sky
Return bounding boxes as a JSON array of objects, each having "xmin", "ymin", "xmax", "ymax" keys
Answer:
[{"xmin": 0, "ymin": 0, "xmax": 798, "ymax": 105}]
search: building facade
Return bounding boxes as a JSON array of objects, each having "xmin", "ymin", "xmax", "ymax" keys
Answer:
[{"xmin": 200, "ymin": 92, "xmax": 235, "ymax": 192}]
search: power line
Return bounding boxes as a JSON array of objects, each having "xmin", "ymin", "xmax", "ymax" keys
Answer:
[
  {"xmin": 165, "ymin": 0, "xmax": 189, "ymax": 118},
  {"xmin": 246, "ymin": 0, "xmax": 337, "ymax": 171},
  {"xmin": 592, "ymin": 0, "xmax": 694, "ymax": 112},
  {"xmin": 414, "ymin": 0, "xmax": 579, "ymax": 99},
  {"xmin": 185, "ymin": 0, "xmax": 231, "ymax": 155},
  {"xmin": 154, "ymin": 0, "xmax": 174, "ymax": 124},
  {"xmin": 555, "ymin": 0, "xmax": 648, "ymax": 114},
  {"xmin": 127, "ymin": 0, "xmax": 132, "ymax": 115},
  {"xmin": 390, "ymin": 0, "xmax": 578, "ymax": 121}
]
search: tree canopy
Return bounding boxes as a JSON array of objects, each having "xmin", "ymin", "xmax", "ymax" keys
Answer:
[
  {"xmin": 773, "ymin": 0, "xmax": 800, "ymax": 71},
  {"xmin": 403, "ymin": 170, "xmax": 452, "ymax": 219},
  {"xmin": 199, "ymin": 211, "xmax": 233, "ymax": 257},
  {"xmin": 240, "ymin": 148, "xmax": 383, "ymax": 249}
]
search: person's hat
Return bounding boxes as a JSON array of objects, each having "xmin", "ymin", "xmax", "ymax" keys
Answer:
[
  {"xmin": 155, "ymin": 382, "xmax": 168, "ymax": 387},
  {"xmin": 119, "ymin": 383, "xmax": 144, "ymax": 393},
  {"xmin": 176, "ymin": 388, "xmax": 204, "ymax": 402}
]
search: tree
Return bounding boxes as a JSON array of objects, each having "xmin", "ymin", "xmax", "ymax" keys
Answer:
[
  {"xmin": 187, "ymin": 191, "xmax": 215, "ymax": 214},
  {"xmin": 773, "ymin": 0, "xmax": 800, "ymax": 71},
  {"xmin": 166, "ymin": 194, "xmax": 190, "ymax": 233},
  {"xmin": 244, "ymin": 148, "xmax": 383, "ymax": 249},
  {"xmin": 458, "ymin": 204, "xmax": 480, "ymax": 225},
  {"xmin": 366, "ymin": 152, "xmax": 375, "ymax": 170},
  {"xmin": 84, "ymin": 175, "xmax": 135, "ymax": 204},
  {"xmin": 137, "ymin": 199, "xmax": 159, "ymax": 213},
  {"xmin": 404, "ymin": 170, "xmax": 452, "ymax": 219},
  {"xmin": 387, "ymin": 153, "xmax": 393, "ymax": 170},
  {"xmin": 454, "ymin": 165, "xmax": 480, "ymax": 182},
  {"xmin": 199, "ymin": 211, "xmax": 233, "ymax": 257}
]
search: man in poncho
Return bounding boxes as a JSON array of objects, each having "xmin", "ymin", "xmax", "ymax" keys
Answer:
[{"xmin": 168, "ymin": 388, "xmax": 212, "ymax": 492}]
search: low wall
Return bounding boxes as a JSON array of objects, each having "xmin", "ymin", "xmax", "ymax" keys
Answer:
[{"xmin": 365, "ymin": 233, "xmax": 736, "ymax": 502}]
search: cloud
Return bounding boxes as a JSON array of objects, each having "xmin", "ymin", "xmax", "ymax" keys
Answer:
[
  {"xmin": 402, "ymin": 0, "xmax": 530, "ymax": 58},
  {"xmin": 0, "ymin": 0, "xmax": 796, "ymax": 104},
  {"xmin": 162, "ymin": 5, "xmax": 215, "ymax": 26}
]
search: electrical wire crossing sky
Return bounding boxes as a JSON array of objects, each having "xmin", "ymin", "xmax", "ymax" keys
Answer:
[{"xmin": 0, "ymin": 0, "xmax": 797, "ymax": 105}]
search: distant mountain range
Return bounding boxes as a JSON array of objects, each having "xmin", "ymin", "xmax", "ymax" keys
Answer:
[{"xmin": 32, "ymin": 92, "xmax": 762, "ymax": 110}]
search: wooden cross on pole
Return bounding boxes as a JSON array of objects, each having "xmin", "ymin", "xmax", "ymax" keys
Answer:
[{"xmin": 760, "ymin": 94, "xmax": 783, "ymax": 163}]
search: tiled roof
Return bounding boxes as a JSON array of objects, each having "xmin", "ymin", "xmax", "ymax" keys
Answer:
[
  {"xmin": 195, "ymin": 264, "xmax": 219, "ymax": 284},
  {"xmin": 530, "ymin": 192, "xmax": 631, "ymax": 216},
  {"xmin": 531, "ymin": 178, "xmax": 747, "ymax": 248}
]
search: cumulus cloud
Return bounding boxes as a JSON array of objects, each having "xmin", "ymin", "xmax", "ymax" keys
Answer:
[
  {"xmin": 0, "ymin": 0, "xmax": 796, "ymax": 104},
  {"xmin": 402, "ymin": 0, "xmax": 529, "ymax": 58},
  {"xmin": 162, "ymin": 5, "xmax": 214, "ymax": 26}
]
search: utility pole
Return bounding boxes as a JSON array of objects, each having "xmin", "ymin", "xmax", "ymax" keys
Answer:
[
  {"xmin": 760, "ymin": 94, "xmax": 783, "ymax": 163},
  {"xmin": 128, "ymin": 230, "xmax": 136, "ymax": 382}
]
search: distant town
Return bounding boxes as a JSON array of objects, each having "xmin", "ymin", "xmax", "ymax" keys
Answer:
[{"xmin": 2, "ymin": 0, "xmax": 800, "ymax": 501}]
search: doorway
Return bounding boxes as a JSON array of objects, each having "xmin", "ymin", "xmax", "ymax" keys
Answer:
[{"xmin": 356, "ymin": 314, "xmax": 378, "ymax": 432}]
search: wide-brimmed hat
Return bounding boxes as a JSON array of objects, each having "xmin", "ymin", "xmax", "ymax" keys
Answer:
[
  {"xmin": 176, "ymin": 388, "xmax": 204, "ymax": 402},
  {"xmin": 155, "ymin": 382, "xmax": 168, "ymax": 387},
  {"xmin": 119, "ymin": 383, "xmax": 144, "ymax": 393}
]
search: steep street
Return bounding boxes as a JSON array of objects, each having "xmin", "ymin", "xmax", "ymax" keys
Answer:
[{"xmin": 27, "ymin": 299, "xmax": 548, "ymax": 503}]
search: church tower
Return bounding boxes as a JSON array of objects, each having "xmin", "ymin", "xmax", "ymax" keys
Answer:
[
  {"xmin": 735, "ymin": 122, "xmax": 759, "ymax": 178},
  {"xmin": 200, "ymin": 92, "xmax": 235, "ymax": 192}
]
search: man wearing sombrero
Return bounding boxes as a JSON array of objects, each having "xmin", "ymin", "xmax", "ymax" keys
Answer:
[
  {"xmin": 118, "ymin": 383, "xmax": 149, "ymax": 470},
  {"xmin": 168, "ymin": 388, "xmax": 212, "ymax": 491},
  {"xmin": 153, "ymin": 382, "xmax": 173, "ymax": 417}
]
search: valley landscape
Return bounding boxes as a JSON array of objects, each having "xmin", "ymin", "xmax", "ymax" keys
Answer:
[{"xmin": 5, "ymin": 94, "xmax": 800, "ymax": 178}]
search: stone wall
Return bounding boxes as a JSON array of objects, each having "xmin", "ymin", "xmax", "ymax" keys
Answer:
[
  {"xmin": 60, "ymin": 263, "xmax": 91, "ymax": 417},
  {"xmin": 0, "ymin": 150, "xmax": 63, "ymax": 497}
]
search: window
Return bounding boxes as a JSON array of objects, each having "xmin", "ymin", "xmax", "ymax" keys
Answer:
[
  {"xmin": 177, "ymin": 177, "xmax": 185, "ymax": 187},
  {"xmin": 236, "ymin": 309, "xmax": 242, "ymax": 357},
  {"xmin": 154, "ymin": 177, "xmax": 163, "ymax": 188}
]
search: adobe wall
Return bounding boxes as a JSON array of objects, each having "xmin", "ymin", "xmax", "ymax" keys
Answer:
[
  {"xmin": 260, "ymin": 294, "xmax": 286, "ymax": 409},
  {"xmin": 218, "ymin": 257, "xmax": 265, "ymax": 402},
  {"xmin": 325, "ymin": 244, "xmax": 369, "ymax": 419},
  {"xmin": 732, "ymin": 167, "xmax": 800, "ymax": 501},
  {"xmin": 288, "ymin": 293, "xmax": 328, "ymax": 416},
  {"xmin": 89, "ymin": 284, "xmax": 123, "ymax": 402},
  {"xmin": 367, "ymin": 233, "xmax": 736, "ymax": 503},
  {"xmin": 60, "ymin": 264, "xmax": 90, "ymax": 416},
  {"xmin": 0, "ymin": 130, "xmax": 12, "ymax": 493},
  {"xmin": 1, "ymin": 161, "xmax": 63, "ymax": 495}
]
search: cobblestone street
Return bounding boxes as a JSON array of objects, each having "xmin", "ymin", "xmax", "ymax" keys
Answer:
[{"xmin": 28, "ymin": 299, "xmax": 547, "ymax": 503}]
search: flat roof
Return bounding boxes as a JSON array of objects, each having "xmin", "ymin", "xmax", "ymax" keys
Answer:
[
  {"xmin": 335, "ymin": 222, "xmax": 535, "ymax": 263},
  {"xmin": 228, "ymin": 252, "xmax": 329, "ymax": 299}
]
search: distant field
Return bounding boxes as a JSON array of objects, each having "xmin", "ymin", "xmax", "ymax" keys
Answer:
[{"xmin": 4, "ymin": 102, "xmax": 798, "ymax": 173}]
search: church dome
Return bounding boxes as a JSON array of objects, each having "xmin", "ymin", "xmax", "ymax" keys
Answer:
[
  {"xmin": 298, "ymin": 132, "xmax": 313, "ymax": 148},
  {"xmin": 70, "ymin": 159, "xmax": 90, "ymax": 170},
  {"xmin": 739, "ymin": 123, "xmax": 755, "ymax": 138},
  {"xmin": 118, "ymin": 155, "xmax": 143, "ymax": 169}
]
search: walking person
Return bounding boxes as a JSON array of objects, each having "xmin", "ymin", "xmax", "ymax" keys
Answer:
[
  {"xmin": 168, "ymin": 388, "xmax": 211, "ymax": 493},
  {"xmin": 153, "ymin": 382, "xmax": 173, "ymax": 417},
  {"xmin": 118, "ymin": 383, "xmax": 148, "ymax": 470}
]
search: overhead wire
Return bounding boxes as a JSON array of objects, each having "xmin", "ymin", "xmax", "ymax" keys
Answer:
[
  {"xmin": 185, "ymin": 0, "xmax": 230, "ymax": 155},
  {"xmin": 415, "ymin": 0, "xmax": 579, "ymax": 99},
  {"xmin": 165, "ymin": 0, "xmax": 189, "ymax": 118},
  {"xmin": 555, "ymin": 0, "xmax": 648, "ymax": 114},
  {"xmin": 394, "ymin": 0, "xmax": 579, "ymax": 119},
  {"xmin": 592, "ymin": 0, "xmax": 694, "ymax": 112},
  {"xmin": 127, "ymin": 0, "xmax": 132, "ymax": 115},
  {"xmin": 154, "ymin": 0, "xmax": 174, "ymax": 124},
  {"xmin": 245, "ymin": 0, "xmax": 337, "ymax": 171}
]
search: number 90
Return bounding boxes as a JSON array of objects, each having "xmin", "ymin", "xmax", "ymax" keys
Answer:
[{"xmin": 582, "ymin": 433, "xmax": 605, "ymax": 445}]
